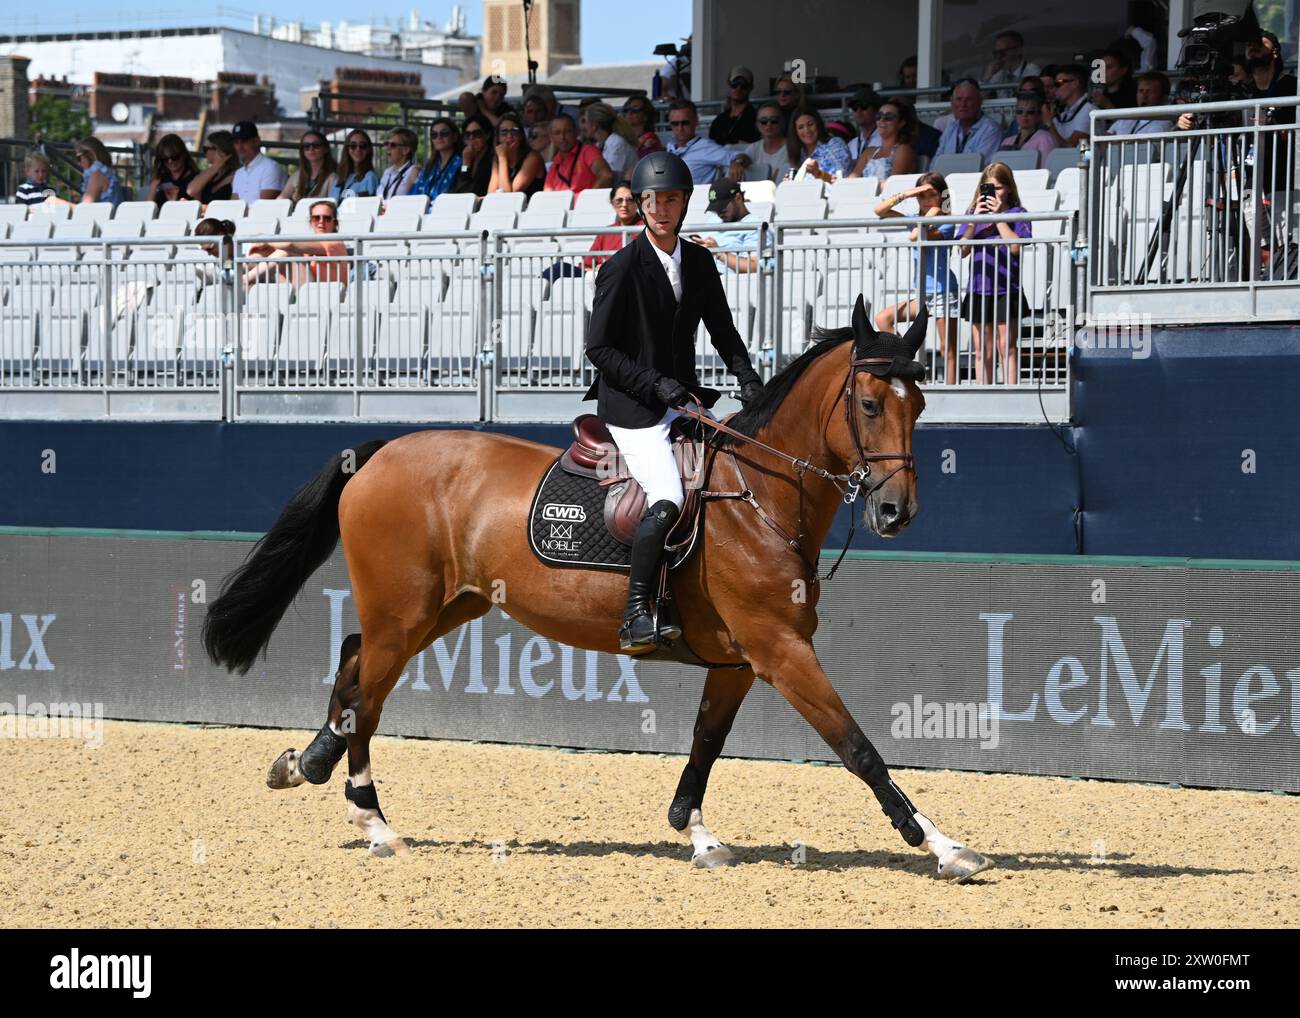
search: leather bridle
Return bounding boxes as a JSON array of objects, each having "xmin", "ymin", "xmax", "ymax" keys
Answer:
[{"xmin": 673, "ymin": 347, "xmax": 918, "ymax": 583}]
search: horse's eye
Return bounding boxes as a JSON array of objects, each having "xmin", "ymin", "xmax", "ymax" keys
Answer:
[{"xmin": 860, "ymin": 398, "xmax": 881, "ymax": 417}]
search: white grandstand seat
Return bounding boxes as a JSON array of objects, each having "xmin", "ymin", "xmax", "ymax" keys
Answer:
[
  {"xmin": 880, "ymin": 174, "xmax": 922, "ymax": 198},
  {"xmin": 1054, "ymin": 168, "xmax": 1082, "ymax": 210},
  {"xmin": 479, "ymin": 192, "xmax": 527, "ymax": 216},
  {"xmin": 114, "ymin": 201, "xmax": 158, "ymax": 224},
  {"xmin": 204, "ymin": 199, "xmax": 247, "ymax": 221},
  {"xmin": 337, "ymin": 213, "xmax": 374, "ymax": 235},
  {"xmin": 517, "ymin": 208, "xmax": 566, "ymax": 231},
  {"xmin": 339, "ymin": 195, "xmax": 382, "ymax": 217},
  {"xmin": 29, "ymin": 201, "xmax": 71, "ymax": 222},
  {"xmin": 992, "ymin": 149, "xmax": 1040, "ymax": 171},
  {"xmin": 296, "ymin": 281, "xmax": 346, "ymax": 314},
  {"xmin": 566, "ymin": 209, "xmax": 612, "ymax": 229},
  {"xmin": 828, "ymin": 203, "xmax": 878, "ymax": 222},
  {"xmin": 279, "ymin": 307, "xmax": 332, "ymax": 379},
  {"xmin": 468, "ymin": 211, "xmax": 517, "ymax": 233},
  {"xmin": 144, "ymin": 220, "xmax": 190, "ymax": 237},
  {"xmin": 239, "ymin": 310, "xmax": 282, "ymax": 372},
  {"xmin": 374, "ymin": 308, "xmax": 427, "ymax": 377},
  {"xmin": 740, "ymin": 180, "xmax": 778, "ymax": 205},
  {"xmin": 132, "ymin": 309, "xmax": 182, "ymax": 371},
  {"xmin": 71, "ymin": 204, "xmax": 113, "ymax": 227},
  {"xmin": 1045, "ymin": 148, "xmax": 1081, "ymax": 184},
  {"xmin": 423, "ymin": 212, "xmax": 470, "ymax": 233},
  {"xmin": 235, "ymin": 216, "xmax": 279, "ymax": 236},
  {"xmin": 0, "ymin": 311, "xmax": 39, "ymax": 374},
  {"xmin": 774, "ymin": 179, "xmax": 825, "ymax": 209},
  {"xmin": 390, "ymin": 277, "xmax": 443, "ymax": 311},
  {"xmin": 149, "ymin": 278, "xmax": 200, "ymax": 311},
  {"xmin": 11, "ymin": 220, "xmax": 52, "ymax": 241},
  {"xmin": 243, "ymin": 282, "xmax": 294, "ymax": 316},
  {"xmin": 100, "ymin": 220, "xmax": 144, "ymax": 242},
  {"xmin": 44, "ymin": 222, "xmax": 96, "ymax": 267},
  {"xmin": 7, "ymin": 282, "xmax": 52, "ymax": 311},
  {"xmin": 38, "ymin": 308, "xmax": 86, "ymax": 374},
  {"xmin": 250, "ymin": 198, "xmax": 292, "ymax": 220},
  {"xmin": 0, "ymin": 206, "xmax": 29, "ymax": 228},
  {"xmin": 933, "ymin": 153, "xmax": 984, "ymax": 176},
  {"xmin": 774, "ymin": 201, "xmax": 828, "ymax": 222},
  {"xmin": 179, "ymin": 312, "xmax": 227, "ymax": 371},
  {"xmin": 572, "ymin": 188, "xmax": 612, "ymax": 213},
  {"xmin": 827, "ymin": 177, "xmax": 879, "ymax": 208},
  {"xmin": 430, "ymin": 192, "xmax": 476, "ymax": 217},
  {"xmin": 1014, "ymin": 168, "xmax": 1051, "ymax": 192},
  {"xmin": 373, "ymin": 215, "xmax": 420, "ymax": 234},
  {"xmin": 330, "ymin": 305, "xmax": 380, "ymax": 370},
  {"xmin": 343, "ymin": 279, "xmax": 393, "ymax": 312},
  {"xmin": 1021, "ymin": 190, "xmax": 1061, "ymax": 213},
  {"xmin": 382, "ymin": 194, "xmax": 429, "ymax": 218},
  {"xmin": 157, "ymin": 201, "xmax": 201, "ymax": 224},
  {"xmin": 524, "ymin": 190, "xmax": 574, "ymax": 213}
]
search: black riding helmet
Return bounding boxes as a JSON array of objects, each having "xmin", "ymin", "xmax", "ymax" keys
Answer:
[{"xmin": 629, "ymin": 151, "xmax": 693, "ymax": 234}]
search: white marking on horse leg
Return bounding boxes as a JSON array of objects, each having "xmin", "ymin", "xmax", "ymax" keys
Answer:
[
  {"xmin": 915, "ymin": 811, "xmax": 962, "ymax": 860},
  {"xmin": 346, "ymin": 766, "xmax": 408, "ymax": 857},
  {"xmin": 684, "ymin": 808, "xmax": 734, "ymax": 868},
  {"xmin": 915, "ymin": 811, "xmax": 993, "ymax": 883}
]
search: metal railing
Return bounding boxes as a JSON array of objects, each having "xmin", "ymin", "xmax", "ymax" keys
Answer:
[
  {"xmin": 0, "ymin": 212, "xmax": 1076, "ymax": 422},
  {"xmin": 1088, "ymin": 96, "xmax": 1299, "ymax": 324}
]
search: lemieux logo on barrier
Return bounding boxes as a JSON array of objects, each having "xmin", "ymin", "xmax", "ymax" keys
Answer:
[
  {"xmin": 0, "ymin": 612, "xmax": 56, "ymax": 671},
  {"xmin": 982, "ymin": 613, "xmax": 1300, "ymax": 737},
  {"xmin": 541, "ymin": 503, "xmax": 587, "ymax": 523},
  {"xmin": 319, "ymin": 588, "xmax": 648, "ymax": 703}
]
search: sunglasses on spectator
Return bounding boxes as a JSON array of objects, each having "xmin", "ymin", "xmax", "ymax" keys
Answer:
[
  {"xmin": 310, "ymin": 214, "xmax": 336, "ymax": 222},
  {"xmin": 463, "ymin": 129, "xmax": 485, "ymax": 139},
  {"xmin": 386, "ymin": 141, "xmax": 407, "ymax": 148},
  {"xmin": 756, "ymin": 117, "xmax": 781, "ymax": 125},
  {"xmin": 623, "ymin": 105, "xmax": 648, "ymax": 115},
  {"xmin": 669, "ymin": 119, "xmax": 693, "ymax": 127},
  {"xmin": 611, "ymin": 196, "xmax": 636, "ymax": 204},
  {"xmin": 1056, "ymin": 78, "xmax": 1078, "ymax": 86},
  {"xmin": 301, "ymin": 140, "xmax": 325, "ymax": 150},
  {"xmin": 877, "ymin": 112, "xmax": 900, "ymax": 121},
  {"xmin": 348, "ymin": 141, "xmax": 371, "ymax": 149},
  {"xmin": 499, "ymin": 127, "xmax": 523, "ymax": 135},
  {"xmin": 164, "ymin": 154, "xmax": 185, "ymax": 162},
  {"xmin": 728, "ymin": 78, "xmax": 751, "ymax": 88},
  {"xmin": 994, "ymin": 47, "xmax": 1019, "ymax": 56},
  {"xmin": 430, "ymin": 129, "xmax": 453, "ymax": 138}
]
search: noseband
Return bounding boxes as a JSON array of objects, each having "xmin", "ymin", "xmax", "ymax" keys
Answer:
[{"xmin": 675, "ymin": 345, "xmax": 918, "ymax": 582}]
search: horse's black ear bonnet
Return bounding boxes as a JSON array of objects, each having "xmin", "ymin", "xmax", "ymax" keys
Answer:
[{"xmin": 850, "ymin": 295, "xmax": 928, "ymax": 381}]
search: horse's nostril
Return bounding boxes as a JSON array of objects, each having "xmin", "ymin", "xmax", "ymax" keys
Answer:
[{"xmin": 880, "ymin": 502, "xmax": 900, "ymax": 521}]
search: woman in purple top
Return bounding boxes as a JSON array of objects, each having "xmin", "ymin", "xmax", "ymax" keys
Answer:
[{"xmin": 959, "ymin": 162, "xmax": 1032, "ymax": 384}]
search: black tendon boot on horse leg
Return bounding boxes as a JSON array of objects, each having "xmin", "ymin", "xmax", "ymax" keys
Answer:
[
  {"xmin": 266, "ymin": 632, "xmax": 359, "ymax": 789},
  {"xmin": 619, "ymin": 499, "xmax": 681, "ymax": 650}
]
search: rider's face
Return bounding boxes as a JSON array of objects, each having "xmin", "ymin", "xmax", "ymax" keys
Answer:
[{"xmin": 643, "ymin": 189, "xmax": 684, "ymax": 239}]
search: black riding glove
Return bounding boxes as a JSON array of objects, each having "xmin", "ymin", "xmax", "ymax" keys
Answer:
[
  {"xmin": 739, "ymin": 379, "xmax": 765, "ymax": 407},
  {"xmin": 653, "ymin": 376, "xmax": 689, "ymax": 408}
]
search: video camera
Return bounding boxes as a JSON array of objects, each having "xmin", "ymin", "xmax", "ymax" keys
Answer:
[{"xmin": 1174, "ymin": 2, "xmax": 1261, "ymax": 107}]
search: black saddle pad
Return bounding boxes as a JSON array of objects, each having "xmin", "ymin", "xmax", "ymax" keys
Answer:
[{"xmin": 527, "ymin": 457, "xmax": 700, "ymax": 572}]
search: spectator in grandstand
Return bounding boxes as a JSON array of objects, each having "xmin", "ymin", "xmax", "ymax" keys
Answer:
[
  {"xmin": 958, "ymin": 162, "xmax": 1032, "ymax": 385},
  {"xmin": 189, "ymin": 131, "xmax": 237, "ymax": 206},
  {"xmin": 544, "ymin": 113, "xmax": 613, "ymax": 194},
  {"xmin": 1091, "ymin": 48, "xmax": 1138, "ymax": 110},
  {"xmin": 459, "ymin": 74, "xmax": 514, "ymax": 129},
  {"xmin": 687, "ymin": 179, "xmax": 762, "ymax": 274},
  {"xmin": 14, "ymin": 151, "xmax": 55, "ymax": 206},
  {"xmin": 53, "ymin": 136, "xmax": 122, "ymax": 208},
  {"xmin": 984, "ymin": 31, "xmax": 1041, "ymax": 91},
  {"xmin": 279, "ymin": 130, "xmax": 338, "ymax": 204},
  {"xmin": 1107, "ymin": 73, "xmax": 1173, "ymax": 135},
  {"xmin": 334, "ymin": 130, "xmax": 379, "ymax": 200},
  {"xmin": 523, "ymin": 84, "xmax": 579, "ymax": 126},
  {"xmin": 146, "ymin": 134, "xmax": 199, "ymax": 209},
  {"xmin": 728, "ymin": 102, "xmax": 792, "ymax": 183},
  {"xmin": 455, "ymin": 116, "xmax": 494, "ymax": 197},
  {"xmin": 581, "ymin": 102, "xmax": 638, "ymax": 179},
  {"xmin": 194, "ymin": 216, "xmax": 236, "ymax": 261},
  {"xmin": 230, "ymin": 121, "xmax": 287, "ymax": 203},
  {"xmin": 709, "ymin": 65, "xmax": 760, "ymax": 145},
  {"xmin": 772, "ymin": 72, "xmax": 806, "ymax": 134},
  {"xmin": 1001, "ymin": 91, "xmax": 1058, "ymax": 162},
  {"xmin": 934, "ymin": 80, "xmax": 1003, "ymax": 161},
  {"xmin": 1229, "ymin": 58, "xmax": 1251, "ymax": 87},
  {"xmin": 620, "ymin": 96, "xmax": 663, "ymax": 165},
  {"xmin": 527, "ymin": 121, "xmax": 553, "ymax": 168},
  {"xmin": 664, "ymin": 100, "xmax": 734, "ymax": 185},
  {"xmin": 1245, "ymin": 31, "xmax": 1298, "ymax": 125},
  {"xmin": 1018, "ymin": 75, "xmax": 1045, "ymax": 99},
  {"xmin": 378, "ymin": 127, "xmax": 420, "ymax": 202},
  {"xmin": 848, "ymin": 99, "xmax": 918, "ymax": 180},
  {"xmin": 522, "ymin": 92, "xmax": 551, "ymax": 129},
  {"xmin": 491, "ymin": 111, "xmax": 547, "ymax": 197},
  {"xmin": 583, "ymin": 180, "xmax": 641, "ymax": 271},
  {"xmin": 243, "ymin": 198, "xmax": 348, "ymax": 287},
  {"xmin": 414, "ymin": 118, "xmax": 461, "ymax": 201},
  {"xmin": 899, "ymin": 56, "xmax": 918, "ymax": 91},
  {"xmin": 874, "ymin": 172, "xmax": 961, "ymax": 383},
  {"xmin": 1125, "ymin": 23, "xmax": 1159, "ymax": 73},
  {"xmin": 786, "ymin": 106, "xmax": 852, "ymax": 182},
  {"xmin": 1039, "ymin": 65, "xmax": 1059, "ymax": 104},
  {"xmin": 1046, "ymin": 65, "xmax": 1095, "ymax": 147},
  {"xmin": 844, "ymin": 87, "xmax": 882, "ymax": 165}
]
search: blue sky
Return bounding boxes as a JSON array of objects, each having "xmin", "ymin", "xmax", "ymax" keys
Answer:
[{"xmin": 0, "ymin": 2, "xmax": 693, "ymax": 65}]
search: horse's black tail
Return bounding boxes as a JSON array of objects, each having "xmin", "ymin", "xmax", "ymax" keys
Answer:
[{"xmin": 202, "ymin": 439, "xmax": 389, "ymax": 675}]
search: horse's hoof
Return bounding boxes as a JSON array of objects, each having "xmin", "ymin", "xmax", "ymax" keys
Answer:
[
  {"xmin": 691, "ymin": 844, "xmax": 736, "ymax": 869},
  {"xmin": 937, "ymin": 847, "xmax": 993, "ymax": 883},
  {"xmin": 369, "ymin": 838, "xmax": 410, "ymax": 859},
  {"xmin": 266, "ymin": 749, "xmax": 306, "ymax": 790}
]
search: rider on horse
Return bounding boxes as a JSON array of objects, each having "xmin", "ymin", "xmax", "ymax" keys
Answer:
[{"xmin": 584, "ymin": 151, "xmax": 764, "ymax": 651}]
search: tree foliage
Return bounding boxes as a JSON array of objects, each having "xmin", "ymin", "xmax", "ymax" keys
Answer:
[{"xmin": 29, "ymin": 97, "xmax": 93, "ymax": 143}]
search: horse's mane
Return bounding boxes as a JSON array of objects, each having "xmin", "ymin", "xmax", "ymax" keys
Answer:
[{"xmin": 717, "ymin": 327, "xmax": 853, "ymax": 446}]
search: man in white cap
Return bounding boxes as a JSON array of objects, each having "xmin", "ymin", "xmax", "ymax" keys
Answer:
[{"xmin": 708, "ymin": 65, "xmax": 760, "ymax": 146}]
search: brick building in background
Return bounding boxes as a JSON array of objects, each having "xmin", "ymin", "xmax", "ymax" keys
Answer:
[{"xmin": 320, "ymin": 67, "xmax": 426, "ymax": 117}]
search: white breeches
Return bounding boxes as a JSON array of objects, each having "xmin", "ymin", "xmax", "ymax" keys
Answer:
[{"xmin": 606, "ymin": 406, "xmax": 715, "ymax": 511}]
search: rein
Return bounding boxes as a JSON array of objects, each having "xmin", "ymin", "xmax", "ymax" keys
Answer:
[{"xmin": 673, "ymin": 351, "xmax": 917, "ymax": 583}]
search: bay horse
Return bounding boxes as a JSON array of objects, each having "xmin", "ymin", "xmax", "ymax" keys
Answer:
[{"xmin": 203, "ymin": 296, "xmax": 992, "ymax": 882}]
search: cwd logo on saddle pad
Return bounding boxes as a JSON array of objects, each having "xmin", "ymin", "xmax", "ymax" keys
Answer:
[{"xmin": 542, "ymin": 503, "xmax": 587, "ymax": 523}]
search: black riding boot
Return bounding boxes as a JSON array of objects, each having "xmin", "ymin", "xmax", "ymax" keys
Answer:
[{"xmin": 619, "ymin": 499, "xmax": 681, "ymax": 650}]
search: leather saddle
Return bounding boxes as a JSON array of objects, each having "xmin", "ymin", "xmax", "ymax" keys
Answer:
[{"xmin": 559, "ymin": 413, "xmax": 708, "ymax": 548}]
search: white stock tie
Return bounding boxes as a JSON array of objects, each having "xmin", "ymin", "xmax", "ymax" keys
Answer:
[{"xmin": 664, "ymin": 254, "xmax": 682, "ymax": 303}]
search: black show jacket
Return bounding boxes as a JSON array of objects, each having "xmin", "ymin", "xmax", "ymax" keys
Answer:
[{"xmin": 583, "ymin": 229, "xmax": 761, "ymax": 428}]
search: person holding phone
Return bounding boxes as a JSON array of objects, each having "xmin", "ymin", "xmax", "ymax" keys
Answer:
[
  {"xmin": 958, "ymin": 163, "xmax": 1032, "ymax": 385},
  {"xmin": 147, "ymin": 134, "xmax": 200, "ymax": 209}
]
